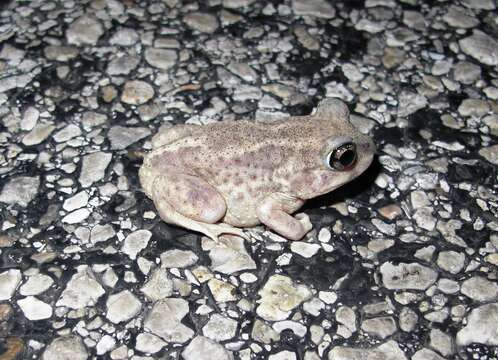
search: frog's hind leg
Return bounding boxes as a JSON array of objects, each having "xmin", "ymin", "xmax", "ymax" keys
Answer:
[
  {"xmin": 151, "ymin": 174, "xmax": 247, "ymax": 241},
  {"xmin": 152, "ymin": 124, "xmax": 200, "ymax": 148}
]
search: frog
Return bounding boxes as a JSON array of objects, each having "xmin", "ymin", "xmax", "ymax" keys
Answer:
[{"xmin": 139, "ymin": 98, "xmax": 375, "ymax": 241}]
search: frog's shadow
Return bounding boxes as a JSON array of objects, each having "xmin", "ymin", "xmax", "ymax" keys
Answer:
[{"xmin": 302, "ymin": 156, "xmax": 382, "ymax": 211}]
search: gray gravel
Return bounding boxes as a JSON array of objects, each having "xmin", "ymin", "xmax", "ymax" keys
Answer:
[{"xmin": 0, "ymin": 0, "xmax": 497, "ymax": 359}]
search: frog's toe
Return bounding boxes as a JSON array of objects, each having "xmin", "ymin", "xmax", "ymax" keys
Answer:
[
  {"xmin": 220, "ymin": 224, "xmax": 249, "ymax": 240},
  {"xmin": 202, "ymin": 223, "xmax": 248, "ymax": 242},
  {"xmin": 295, "ymin": 213, "xmax": 313, "ymax": 233}
]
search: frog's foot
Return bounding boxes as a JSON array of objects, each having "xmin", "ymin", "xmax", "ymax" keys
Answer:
[
  {"xmin": 197, "ymin": 222, "xmax": 249, "ymax": 242},
  {"xmin": 154, "ymin": 198, "xmax": 248, "ymax": 242},
  {"xmin": 294, "ymin": 213, "xmax": 313, "ymax": 233},
  {"xmin": 257, "ymin": 196, "xmax": 313, "ymax": 241}
]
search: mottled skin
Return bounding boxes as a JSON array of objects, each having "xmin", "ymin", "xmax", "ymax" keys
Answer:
[{"xmin": 139, "ymin": 99, "xmax": 375, "ymax": 241}]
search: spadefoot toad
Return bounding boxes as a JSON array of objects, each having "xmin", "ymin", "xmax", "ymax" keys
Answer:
[{"xmin": 140, "ymin": 98, "xmax": 375, "ymax": 241}]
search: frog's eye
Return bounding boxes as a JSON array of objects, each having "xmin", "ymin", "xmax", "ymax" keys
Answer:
[{"xmin": 327, "ymin": 142, "xmax": 357, "ymax": 171}]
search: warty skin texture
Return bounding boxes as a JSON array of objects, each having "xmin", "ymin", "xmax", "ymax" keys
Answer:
[{"xmin": 140, "ymin": 98, "xmax": 375, "ymax": 241}]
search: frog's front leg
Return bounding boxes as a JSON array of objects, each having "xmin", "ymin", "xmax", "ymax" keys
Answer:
[
  {"xmin": 256, "ymin": 194, "xmax": 312, "ymax": 241},
  {"xmin": 150, "ymin": 173, "xmax": 247, "ymax": 241}
]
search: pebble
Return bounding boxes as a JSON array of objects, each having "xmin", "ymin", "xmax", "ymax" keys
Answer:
[
  {"xmin": 90, "ymin": 224, "xmax": 116, "ymax": 244},
  {"xmin": 223, "ymin": 0, "xmax": 256, "ymax": 9},
  {"xmin": 66, "ymin": 15, "xmax": 104, "ymax": 45},
  {"xmin": 461, "ymin": 0, "xmax": 496, "ymax": 9},
  {"xmin": 0, "ymin": 269, "xmax": 22, "ymax": 301},
  {"xmin": 227, "ymin": 62, "xmax": 258, "ymax": 83},
  {"xmin": 397, "ymin": 91, "xmax": 427, "ymax": 117},
  {"xmin": 208, "ymin": 278, "xmax": 237, "ymax": 302},
  {"xmin": 456, "ymin": 303, "xmax": 498, "ymax": 346},
  {"xmin": 53, "ymin": 124, "xmax": 82, "ymax": 143},
  {"xmin": 144, "ymin": 298, "xmax": 194, "ymax": 343},
  {"xmin": 436, "ymin": 251, "xmax": 465, "ymax": 274},
  {"xmin": 202, "ymin": 313, "xmax": 238, "ymax": 341},
  {"xmin": 19, "ymin": 274, "xmax": 53, "ymax": 296},
  {"xmin": 294, "ymin": 26, "xmax": 320, "ymax": 51},
  {"xmin": 317, "ymin": 228, "xmax": 331, "ymax": 242},
  {"xmin": 135, "ymin": 333, "xmax": 166, "ymax": 354},
  {"xmin": 361, "ymin": 316, "xmax": 397, "ymax": 339},
  {"xmin": 443, "ymin": 6, "xmax": 479, "ymax": 28},
  {"xmin": 413, "ymin": 207, "xmax": 436, "ymax": 231},
  {"xmin": 459, "ymin": 30, "xmax": 498, "ymax": 66},
  {"xmin": 96, "ymin": 335, "xmax": 116, "ymax": 355},
  {"xmin": 269, "ymin": 351, "xmax": 297, "ymax": 360},
  {"xmin": 144, "ymin": 48, "xmax": 178, "ymax": 70},
  {"xmin": 461, "ymin": 276, "xmax": 498, "ymax": 302},
  {"xmin": 453, "ymin": 61, "xmax": 481, "ymax": 84},
  {"xmin": 479, "ymin": 145, "xmax": 498, "ymax": 165},
  {"xmin": 106, "ymin": 290, "xmax": 142, "ymax": 323},
  {"xmin": 257, "ymin": 275, "xmax": 311, "ymax": 321},
  {"xmin": 107, "ymin": 55, "xmax": 140, "ymax": 76},
  {"xmin": 251, "ymin": 319, "xmax": 280, "ymax": 344},
  {"xmin": 290, "ymin": 241, "xmax": 321, "ymax": 258},
  {"xmin": 403, "ymin": 10, "xmax": 426, "ymax": 31},
  {"xmin": 205, "ymin": 236, "xmax": 256, "ymax": 274},
  {"xmin": 292, "ymin": 0, "xmax": 335, "ymax": 18},
  {"xmin": 61, "ymin": 208, "xmax": 90, "ymax": 224},
  {"xmin": 380, "ymin": 261, "xmax": 438, "ymax": 290},
  {"xmin": 437, "ymin": 278, "xmax": 460, "ymax": 295},
  {"xmin": 318, "ymin": 291, "xmax": 337, "ymax": 304},
  {"xmin": 17, "ymin": 297, "xmax": 52, "ymax": 321},
  {"xmin": 22, "ymin": 123, "xmax": 55, "ymax": 146},
  {"xmin": 160, "ymin": 249, "xmax": 199, "ymax": 268},
  {"xmin": 79, "ymin": 152, "xmax": 112, "ymax": 188},
  {"xmin": 56, "ymin": 267, "xmax": 105, "ymax": 309},
  {"xmin": 63, "ymin": 191, "xmax": 89, "ymax": 212},
  {"xmin": 458, "ymin": 99, "xmax": 490, "ymax": 118},
  {"xmin": 140, "ymin": 267, "xmax": 174, "ymax": 301},
  {"xmin": 382, "ymin": 47, "xmax": 405, "ymax": 69},
  {"xmin": 303, "ymin": 297, "xmax": 325, "ymax": 316},
  {"xmin": 44, "ymin": 45, "xmax": 79, "ymax": 61},
  {"xmin": 0, "ymin": 176, "xmax": 40, "ymax": 207},
  {"xmin": 81, "ymin": 111, "xmax": 107, "ymax": 128},
  {"xmin": 412, "ymin": 348, "xmax": 446, "ymax": 360},
  {"xmin": 399, "ymin": 307, "xmax": 418, "ymax": 332},
  {"xmin": 21, "ymin": 106, "xmax": 39, "ymax": 130},
  {"xmin": 182, "ymin": 336, "xmax": 233, "ymax": 360},
  {"xmin": 429, "ymin": 328, "xmax": 454, "ymax": 357},
  {"xmin": 336, "ymin": 305, "xmax": 357, "ymax": 338},
  {"xmin": 328, "ymin": 340, "xmax": 407, "ymax": 360},
  {"xmin": 121, "ymin": 80, "xmax": 155, "ymax": 105},
  {"xmin": 122, "ymin": 230, "xmax": 152, "ymax": 260},
  {"xmin": 110, "ymin": 28, "xmax": 139, "ymax": 46},
  {"xmin": 183, "ymin": 13, "xmax": 219, "ymax": 33},
  {"xmin": 42, "ymin": 336, "xmax": 88, "ymax": 360}
]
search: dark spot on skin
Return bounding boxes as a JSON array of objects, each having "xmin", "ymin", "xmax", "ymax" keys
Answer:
[
  {"xmin": 234, "ymin": 177, "xmax": 243, "ymax": 186},
  {"xmin": 236, "ymin": 192, "xmax": 245, "ymax": 201},
  {"xmin": 250, "ymin": 174, "xmax": 257, "ymax": 181}
]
